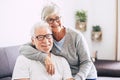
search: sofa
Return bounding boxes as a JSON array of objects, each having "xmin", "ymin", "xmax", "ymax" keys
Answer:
[
  {"xmin": 0, "ymin": 45, "xmax": 20, "ymax": 80},
  {"xmin": 0, "ymin": 45, "xmax": 120, "ymax": 80},
  {"xmin": 94, "ymin": 59, "xmax": 120, "ymax": 80}
]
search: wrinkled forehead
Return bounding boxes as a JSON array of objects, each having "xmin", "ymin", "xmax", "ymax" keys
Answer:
[
  {"xmin": 46, "ymin": 13, "xmax": 61, "ymax": 19},
  {"xmin": 35, "ymin": 27, "xmax": 52, "ymax": 35},
  {"xmin": 44, "ymin": 11, "xmax": 61, "ymax": 20}
]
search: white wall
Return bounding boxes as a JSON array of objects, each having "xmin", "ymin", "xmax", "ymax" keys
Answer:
[
  {"xmin": 0, "ymin": 0, "xmax": 73, "ymax": 47},
  {"xmin": 91, "ymin": 0, "xmax": 116, "ymax": 60},
  {"xmin": 0, "ymin": 0, "xmax": 118, "ymax": 60},
  {"xmin": 0, "ymin": 0, "xmax": 44, "ymax": 47}
]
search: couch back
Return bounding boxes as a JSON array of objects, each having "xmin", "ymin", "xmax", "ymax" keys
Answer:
[
  {"xmin": 94, "ymin": 60, "xmax": 120, "ymax": 77},
  {"xmin": 0, "ymin": 45, "xmax": 20, "ymax": 80}
]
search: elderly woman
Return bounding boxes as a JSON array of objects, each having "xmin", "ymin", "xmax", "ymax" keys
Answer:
[{"xmin": 20, "ymin": 3, "xmax": 97, "ymax": 80}]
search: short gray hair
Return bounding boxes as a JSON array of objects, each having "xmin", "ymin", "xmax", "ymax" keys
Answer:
[
  {"xmin": 30, "ymin": 21, "xmax": 52, "ymax": 37},
  {"xmin": 41, "ymin": 3, "xmax": 61, "ymax": 21}
]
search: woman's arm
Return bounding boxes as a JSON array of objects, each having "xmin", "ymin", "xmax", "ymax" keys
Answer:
[
  {"xmin": 19, "ymin": 43, "xmax": 55, "ymax": 75},
  {"xmin": 14, "ymin": 78, "xmax": 30, "ymax": 80},
  {"xmin": 19, "ymin": 43, "xmax": 47, "ymax": 63},
  {"xmin": 74, "ymin": 33, "xmax": 93, "ymax": 80},
  {"xmin": 66, "ymin": 78, "xmax": 75, "ymax": 80}
]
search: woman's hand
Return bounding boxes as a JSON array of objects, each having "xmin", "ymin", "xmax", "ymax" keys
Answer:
[
  {"xmin": 66, "ymin": 78, "xmax": 75, "ymax": 80},
  {"xmin": 44, "ymin": 56, "xmax": 55, "ymax": 75}
]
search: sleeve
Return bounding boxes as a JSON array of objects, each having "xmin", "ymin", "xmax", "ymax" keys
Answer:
[
  {"xmin": 62, "ymin": 58, "xmax": 73, "ymax": 80},
  {"xmin": 12, "ymin": 56, "xmax": 30, "ymax": 80},
  {"xmin": 74, "ymin": 33, "xmax": 93, "ymax": 80},
  {"xmin": 19, "ymin": 43, "xmax": 47, "ymax": 64}
]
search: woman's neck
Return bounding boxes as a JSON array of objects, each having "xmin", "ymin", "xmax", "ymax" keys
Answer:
[{"xmin": 53, "ymin": 27, "xmax": 66, "ymax": 41}]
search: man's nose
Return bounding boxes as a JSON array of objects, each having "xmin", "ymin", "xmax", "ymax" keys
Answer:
[{"xmin": 42, "ymin": 37, "xmax": 49, "ymax": 42}]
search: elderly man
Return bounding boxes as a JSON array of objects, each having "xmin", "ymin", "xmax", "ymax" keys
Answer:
[{"xmin": 12, "ymin": 22, "xmax": 74, "ymax": 80}]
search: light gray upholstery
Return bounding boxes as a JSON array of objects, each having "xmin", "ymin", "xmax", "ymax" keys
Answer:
[{"xmin": 0, "ymin": 46, "xmax": 20, "ymax": 80}]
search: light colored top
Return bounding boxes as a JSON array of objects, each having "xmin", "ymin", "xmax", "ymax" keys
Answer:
[
  {"xmin": 53, "ymin": 36, "xmax": 65, "ymax": 53},
  {"xmin": 12, "ymin": 54, "xmax": 72, "ymax": 80},
  {"xmin": 20, "ymin": 28, "xmax": 97, "ymax": 80}
]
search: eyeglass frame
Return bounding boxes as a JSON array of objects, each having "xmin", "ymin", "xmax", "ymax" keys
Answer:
[
  {"xmin": 34, "ymin": 34, "xmax": 53, "ymax": 41},
  {"xmin": 46, "ymin": 16, "xmax": 61, "ymax": 24}
]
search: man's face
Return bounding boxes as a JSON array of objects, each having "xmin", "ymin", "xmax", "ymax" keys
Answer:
[{"xmin": 32, "ymin": 27, "xmax": 53, "ymax": 53}]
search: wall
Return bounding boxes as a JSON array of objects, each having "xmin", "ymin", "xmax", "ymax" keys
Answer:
[
  {"xmin": 91, "ymin": 0, "xmax": 116, "ymax": 60},
  {"xmin": 118, "ymin": 0, "xmax": 120, "ymax": 60},
  {"xmin": 0, "ymin": 0, "xmax": 118, "ymax": 60},
  {"xmin": 0, "ymin": 0, "xmax": 44, "ymax": 47},
  {"xmin": 52, "ymin": 0, "xmax": 117, "ymax": 60}
]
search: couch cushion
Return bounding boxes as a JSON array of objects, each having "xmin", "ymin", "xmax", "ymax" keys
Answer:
[
  {"xmin": 0, "ymin": 45, "xmax": 20, "ymax": 79},
  {"xmin": 94, "ymin": 60, "xmax": 120, "ymax": 77},
  {"xmin": 0, "ymin": 77, "xmax": 11, "ymax": 80},
  {"xmin": 4, "ymin": 46, "xmax": 20, "ymax": 74},
  {"xmin": 0, "ymin": 48, "xmax": 11, "ymax": 78}
]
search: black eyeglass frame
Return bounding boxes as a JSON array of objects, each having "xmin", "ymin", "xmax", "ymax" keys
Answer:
[
  {"xmin": 46, "ymin": 16, "xmax": 61, "ymax": 24},
  {"xmin": 35, "ymin": 34, "xmax": 53, "ymax": 41}
]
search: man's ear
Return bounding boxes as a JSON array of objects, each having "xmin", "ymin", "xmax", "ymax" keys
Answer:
[{"xmin": 31, "ymin": 37, "xmax": 35, "ymax": 45}]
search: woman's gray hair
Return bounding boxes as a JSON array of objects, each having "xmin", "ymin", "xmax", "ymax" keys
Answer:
[
  {"xmin": 30, "ymin": 21, "xmax": 52, "ymax": 37},
  {"xmin": 41, "ymin": 3, "xmax": 61, "ymax": 21}
]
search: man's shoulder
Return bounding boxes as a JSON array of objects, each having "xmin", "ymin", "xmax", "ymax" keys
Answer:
[
  {"xmin": 16, "ymin": 55, "xmax": 31, "ymax": 62},
  {"xmin": 51, "ymin": 54, "xmax": 67, "ymax": 62}
]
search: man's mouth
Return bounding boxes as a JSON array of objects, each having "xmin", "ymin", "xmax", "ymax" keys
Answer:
[{"xmin": 41, "ymin": 44, "xmax": 50, "ymax": 47}]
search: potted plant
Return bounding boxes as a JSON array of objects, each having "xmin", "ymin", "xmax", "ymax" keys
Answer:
[
  {"xmin": 75, "ymin": 10, "xmax": 87, "ymax": 22},
  {"xmin": 92, "ymin": 25, "xmax": 101, "ymax": 32},
  {"xmin": 92, "ymin": 25, "xmax": 102, "ymax": 41},
  {"xmin": 75, "ymin": 10, "xmax": 87, "ymax": 32}
]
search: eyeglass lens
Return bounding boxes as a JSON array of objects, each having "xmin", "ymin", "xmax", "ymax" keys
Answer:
[
  {"xmin": 35, "ymin": 34, "xmax": 52, "ymax": 41},
  {"xmin": 47, "ymin": 16, "xmax": 61, "ymax": 23}
]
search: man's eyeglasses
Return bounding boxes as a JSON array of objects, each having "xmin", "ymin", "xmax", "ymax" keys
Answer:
[
  {"xmin": 35, "ymin": 34, "xmax": 53, "ymax": 41},
  {"xmin": 46, "ymin": 16, "xmax": 61, "ymax": 24}
]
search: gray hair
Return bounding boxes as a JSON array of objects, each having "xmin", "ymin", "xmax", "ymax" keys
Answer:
[
  {"xmin": 41, "ymin": 3, "xmax": 61, "ymax": 21},
  {"xmin": 30, "ymin": 21, "xmax": 52, "ymax": 37}
]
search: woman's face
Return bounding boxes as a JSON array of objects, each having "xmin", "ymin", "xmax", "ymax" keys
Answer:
[{"xmin": 46, "ymin": 14, "xmax": 62, "ymax": 32}]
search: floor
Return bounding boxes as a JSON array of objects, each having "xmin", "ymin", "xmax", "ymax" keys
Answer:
[{"xmin": 97, "ymin": 77, "xmax": 120, "ymax": 80}]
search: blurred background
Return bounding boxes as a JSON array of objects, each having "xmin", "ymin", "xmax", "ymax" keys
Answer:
[{"xmin": 0, "ymin": 0, "xmax": 120, "ymax": 60}]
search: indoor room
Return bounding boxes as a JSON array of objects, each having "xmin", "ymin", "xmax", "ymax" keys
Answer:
[{"xmin": 0, "ymin": 0, "xmax": 120, "ymax": 80}]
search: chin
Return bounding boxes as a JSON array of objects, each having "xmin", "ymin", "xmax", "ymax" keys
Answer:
[{"xmin": 43, "ymin": 49, "xmax": 50, "ymax": 53}]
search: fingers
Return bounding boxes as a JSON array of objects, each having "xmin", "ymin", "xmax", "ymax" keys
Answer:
[
  {"xmin": 47, "ymin": 64, "xmax": 55, "ymax": 75},
  {"xmin": 66, "ymin": 78, "xmax": 75, "ymax": 80},
  {"xmin": 45, "ymin": 56, "xmax": 55, "ymax": 75}
]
